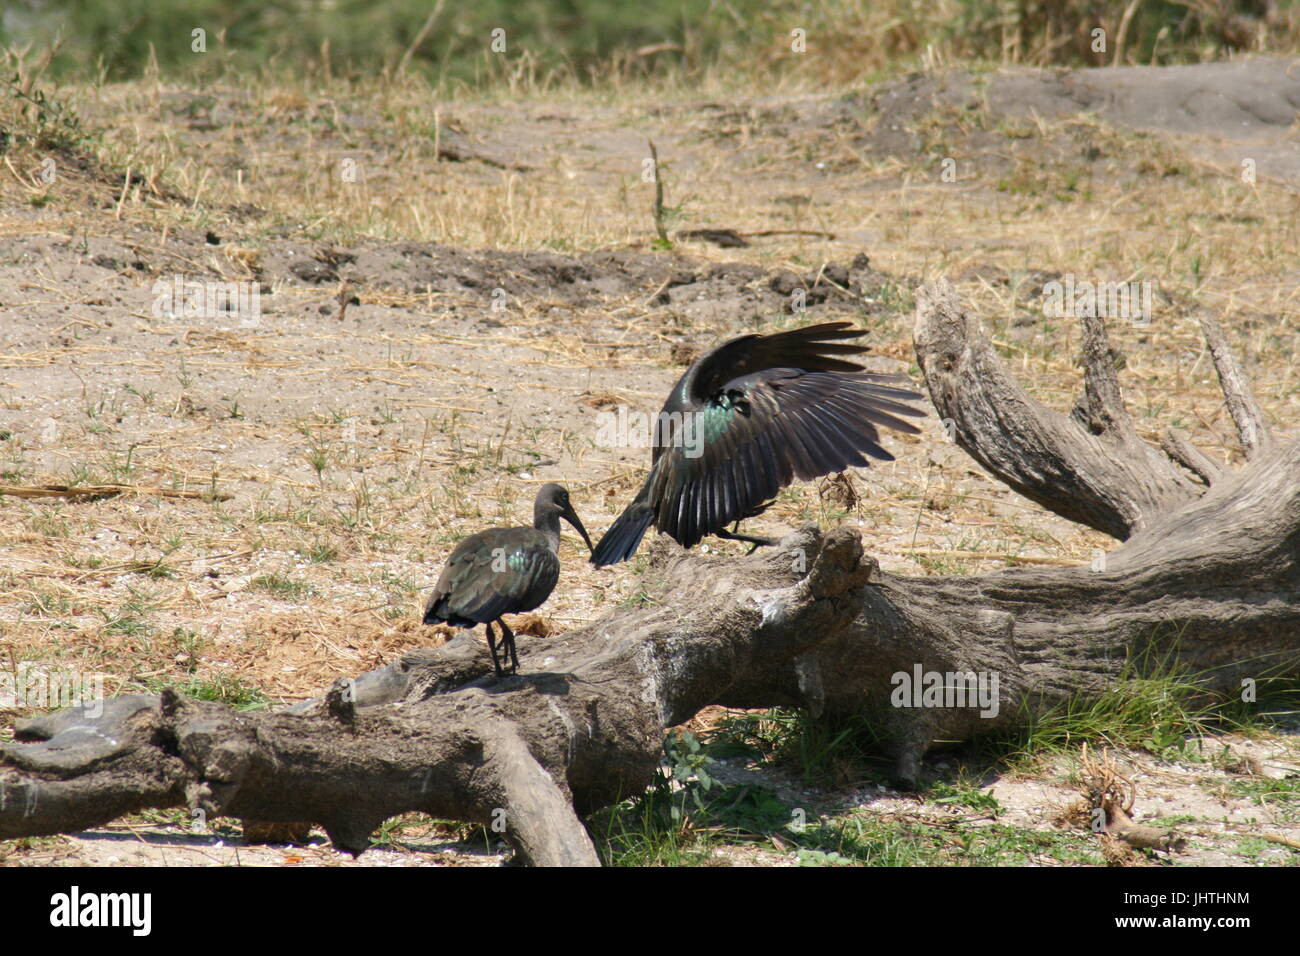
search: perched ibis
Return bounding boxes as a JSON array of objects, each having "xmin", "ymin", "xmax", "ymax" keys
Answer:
[
  {"xmin": 424, "ymin": 483, "xmax": 592, "ymax": 676},
  {"xmin": 590, "ymin": 321, "xmax": 925, "ymax": 565}
]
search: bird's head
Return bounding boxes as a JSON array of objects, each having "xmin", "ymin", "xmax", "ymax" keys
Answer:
[{"xmin": 535, "ymin": 483, "xmax": 593, "ymax": 553}]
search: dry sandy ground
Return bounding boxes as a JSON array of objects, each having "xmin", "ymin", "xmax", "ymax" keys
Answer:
[{"xmin": 1, "ymin": 58, "xmax": 1297, "ymax": 866}]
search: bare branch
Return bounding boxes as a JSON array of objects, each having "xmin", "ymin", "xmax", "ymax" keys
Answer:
[
  {"xmin": 1197, "ymin": 311, "xmax": 1273, "ymax": 459},
  {"xmin": 913, "ymin": 279, "xmax": 1198, "ymax": 539},
  {"xmin": 1160, "ymin": 427, "xmax": 1222, "ymax": 486},
  {"xmin": 1071, "ymin": 313, "xmax": 1133, "ymax": 437},
  {"xmin": 489, "ymin": 726, "xmax": 600, "ymax": 866}
]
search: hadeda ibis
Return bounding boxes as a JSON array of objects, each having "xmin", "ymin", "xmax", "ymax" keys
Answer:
[
  {"xmin": 590, "ymin": 321, "xmax": 925, "ymax": 565},
  {"xmin": 424, "ymin": 483, "xmax": 592, "ymax": 676}
]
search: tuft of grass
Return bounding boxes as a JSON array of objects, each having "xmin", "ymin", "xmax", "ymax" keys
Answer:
[
  {"xmin": 304, "ymin": 541, "xmax": 338, "ymax": 564},
  {"xmin": 594, "ymin": 756, "xmax": 1100, "ymax": 866},
  {"xmin": 2, "ymin": 67, "xmax": 94, "ymax": 153},
  {"xmin": 591, "ymin": 729, "xmax": 754, "ymax": 866},
  {"xmin": 22, "ymin": 588, "xmax": 74, "ymax": 617},
  {"xmin": 98, "ymin": 586, "xmax": 160, "ymax": 636},
  {"xmin": 1229, "ymin": 776, "xmax": 1300, "ymax": 822},
  {"xmin": 707, "ymin": 707, "xmax": 891, "ymax": 789},
  {"xmin": 591, "ymin": 729, "xmax": 995, "ymax": 867},
  {"xmin": 619, "ymin": 588, "xmax": 657, "ymax": 608},
  {"xmin": 147, "ymin": 674, "xmax": 270, "ymax": 711},
  {"xmin": 249, "ymin": 573, "xmax": 314, "ymax": 600},
  {"xmin": 1005, "ymin": 659, "xmax": 1300, "ymax": 769},
  {"xmin": 925, "ymin": 779, "xmax": 1002, "ymax": 816}
]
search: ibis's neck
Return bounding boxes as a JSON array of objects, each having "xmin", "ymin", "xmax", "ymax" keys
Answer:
[{"xmin": 533, "ymin": 509, "xmax": 561, "ymax": 552}]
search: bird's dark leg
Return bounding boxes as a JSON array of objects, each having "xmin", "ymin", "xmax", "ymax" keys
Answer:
[
  {"xmin": 484, "ymin": 621, "xmax": 504, "ymax": 678},
  {"xmin": 498, "ymin": 619, "xmax": 518, "ymax": 675},
  {"xmin": 714, "ymin": 527, "xmax": 777, "ymax": 554}
]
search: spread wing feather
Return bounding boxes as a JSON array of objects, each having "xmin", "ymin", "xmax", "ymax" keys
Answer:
[
  {"xmin": 649, "ymin": 370, "xmax": 924, "ymax": 549},
  {"xmin": 590, "ymin": 322, "xmax": 927, "ymax": 565}
]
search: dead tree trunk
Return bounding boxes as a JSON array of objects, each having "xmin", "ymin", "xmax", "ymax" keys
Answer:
[{"xmin": 3, "ymin": 280, "xmax": 1296, "ymax": 864}]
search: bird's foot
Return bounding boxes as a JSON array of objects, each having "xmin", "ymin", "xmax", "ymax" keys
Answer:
[{"xmin": 714, "ymin": 529, "xmax": 777, "ymax": 553}]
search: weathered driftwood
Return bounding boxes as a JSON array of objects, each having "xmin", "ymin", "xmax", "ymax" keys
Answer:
[{"xmin": 2, "ymin": 279, "xmax": 1296, "ymax": 865}]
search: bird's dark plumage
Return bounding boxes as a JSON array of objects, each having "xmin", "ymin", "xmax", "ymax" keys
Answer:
[
  {"xmin": 424, "ymin": 526, "xmax": 561, "ymax": 627},
  {"xmin": 590, "ymin": 322, "xmax": 925, "ymax": 566},
  {"xmin": 424, "ymin": 483, "xmax": 592, "ymax": 676}
]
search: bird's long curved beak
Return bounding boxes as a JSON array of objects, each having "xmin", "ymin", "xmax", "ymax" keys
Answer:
[{"xmin": 562, "ymin": 503, "xmax": 594, "ymax": 554}]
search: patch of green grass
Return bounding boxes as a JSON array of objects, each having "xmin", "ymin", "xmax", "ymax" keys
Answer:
[
  {"xmin": 1006, "ymin": 676, "xmax": 1213, "ymax": 764},
  {"xmin": 1000, "ymin": 653, "xmax": 1300, "ymax": 769},
  {"xmin": 25, "ymin": 511, "xmax": 72, "ymax": 537},
  {"xmin": 1144, "ymin": 813, "xmax": 1200, "ymax": 828},
  {"xmin": 170, "ymin": 626, "xmax": 205, "ymax": 671},
  {"xmin": 592, "ymin": 730, "xmax": 1058, "ymax": 867},
  {"xmin": 954, "ymin": 823, "xmax": 1103, "ymax": 866},
  {"xmin": 1229, "ymin": 776, "xmax": 1300, "ymax": 822},
  {"xmin": 99, "ymin": 444, "xmax": 140, "ymax": 483},
  {"xmin": 0, "ymin": 834, "xmax": 69, "ymax": 858},
  {"xmin": 131, "ymin": 557, "xmax": 177, "ymax": 579},
  {"xmin": 378, "ymin": 570, "xmax": 422, "ymax": 595},
  {"xmin": 592, "ymin": 801, "xmax": 720, "ymax": 867},
  {"xmin": 249, "ymin": 573, "xmax": 314, "ymax": 600},
  {"xmin": 916, "ymin": 554, "xmax": 975, "ymax": 574},
  {"xmin": 592, "ymin": 730, "xmax": 776, "ymax": 866},
  {"xmin": 148, "ymin": 674, "xmax": 270, "ymax": 711},
  {"xmin": 304, "ymin": 541, "xmax": 338, "ymax": 563},
  {"xmin": 706, "ymin": 707, "xmax": 890, "ymax": 788},
  {"xmin": 620, "ymin": 591, "xmax": 654, "ymax": 608},
  {"xmin": 305, "ymin": 444, "xmax": 330, "ymax": 480},
  {"xmin": 99, "ymin": 586, "xmax": 160, "ymax": 636},
  {"xmin": 1233, "ymin": 836, "xmax": 1275, "ymax": 860},
  {"xmin": 2, "ymin": 73, "xmax": 94, "ymax": 152},
  {"xmin": 793, "ymin": 813, "xmax": 1102, "ymax": 866},
  {"xmin": 22, "ymin": 588, "xmax": 73, "ymax": 617},
  {"xmin": 789, "ymin": 814, "xmax": 940, "ymax": 865},
  {"xmin": 925, "ymin": 779, "xmax": 1002, "ymax": 816}
]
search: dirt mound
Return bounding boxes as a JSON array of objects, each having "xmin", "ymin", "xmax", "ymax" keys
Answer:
[
  {"xmin": 259, "ymin": 242, "xmax": 892, "ymax": 313},
  {"xmin": 862, "ymin": 56, "xmax": 1300, "ymax": 181}
]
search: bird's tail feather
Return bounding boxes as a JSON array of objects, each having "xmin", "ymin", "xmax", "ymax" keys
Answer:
[{"xmin": 590, "ymin": 502, "xmax": 655, "ymax": 566}]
